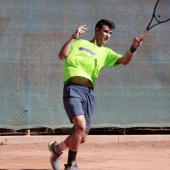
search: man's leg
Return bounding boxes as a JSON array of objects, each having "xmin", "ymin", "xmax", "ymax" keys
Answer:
[
  {"xmin": 49, "ymin": 82, "xmax": 93, "ymax": 169},
  {"xmin": 64, "ymin": 114, "xmax": 87, "ymax": 167},
  {"xmin": 48, "ymin": 115, "xmax": 87, "ymax": 170}
]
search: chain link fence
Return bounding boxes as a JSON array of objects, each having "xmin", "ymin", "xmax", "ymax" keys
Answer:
[{"xmin": 0, "ymin": 0, "xmax": 170, "ymax": 130}]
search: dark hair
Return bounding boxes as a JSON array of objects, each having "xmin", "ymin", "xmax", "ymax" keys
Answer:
[{"xmin": 95, "ymin": 19, "xmax": 115, "ymax": 30}]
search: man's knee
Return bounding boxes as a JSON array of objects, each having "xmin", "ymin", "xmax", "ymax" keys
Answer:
[
  {"xmin": 72, "ymin": 115, "xmax": 86, "ymax": 135},
  {"xmin": 75, "ymin": 124, "xmax": 86, "ymax": 135}
]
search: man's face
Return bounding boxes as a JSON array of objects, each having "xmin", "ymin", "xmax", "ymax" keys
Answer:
[{"xmin": 95, "ymin": 25, "xmax": 113, "ymax": 46}]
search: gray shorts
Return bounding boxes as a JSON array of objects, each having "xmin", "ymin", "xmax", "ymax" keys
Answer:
[{"xmin": 63, "ymin": 81, "xmax": 95, "ymax": 133}]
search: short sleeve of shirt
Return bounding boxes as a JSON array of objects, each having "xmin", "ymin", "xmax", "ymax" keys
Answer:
[{"xmin": 104, "ymin": 48, "xmax": 122, "ymax": 67}]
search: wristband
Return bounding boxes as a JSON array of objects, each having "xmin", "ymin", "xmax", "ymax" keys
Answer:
[
  {"xmin": 72, "ymin": 33, "xmax": 78, "ymax": 39},
  {"xmin": 129, "ymin": 50, "xmax": 135, "ymax": 55},
  {"xmin": 129, "ymin": 44, "xmax": 137, "ymax": 54}
]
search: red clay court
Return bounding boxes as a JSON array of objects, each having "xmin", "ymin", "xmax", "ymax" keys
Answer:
[{"xmin": 1, "ymin": 135, "xmax": 170, "ymax": 170}]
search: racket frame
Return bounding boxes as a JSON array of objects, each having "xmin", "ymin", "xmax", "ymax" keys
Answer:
[{"xmin": 140, "ymin": 0, "xmax": 170, "ymax": 38}]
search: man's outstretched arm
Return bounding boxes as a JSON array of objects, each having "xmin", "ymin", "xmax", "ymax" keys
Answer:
[{"xmin": 116, "ymin": 37, "xmax": 142, "ymax": 65}]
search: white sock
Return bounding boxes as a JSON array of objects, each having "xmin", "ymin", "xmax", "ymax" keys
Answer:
[{"xmin": 56, "ymin": 141, "xmax": 68, "ymax": 153}]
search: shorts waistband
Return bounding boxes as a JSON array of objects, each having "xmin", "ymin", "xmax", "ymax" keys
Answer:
[{"xmin": 65, "ymin": 81, "xmax": 93, "ymax": 91}]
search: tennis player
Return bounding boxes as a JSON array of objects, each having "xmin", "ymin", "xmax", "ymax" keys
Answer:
[{"xmin": 48, "ymin": 19, "xmax": 142, "ymax": 170}]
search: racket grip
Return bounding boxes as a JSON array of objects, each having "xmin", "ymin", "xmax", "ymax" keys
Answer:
[{"xmin": 139, "ymin": 30, "xmax": 148, "ymax": 39}]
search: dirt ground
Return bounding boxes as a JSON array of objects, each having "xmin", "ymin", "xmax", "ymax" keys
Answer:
[{"xmin": 1, "ymin": 139, "xmax": 170, "ymax": 170}]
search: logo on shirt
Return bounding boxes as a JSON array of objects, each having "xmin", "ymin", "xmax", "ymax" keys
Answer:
[{"xmin": 79, "ymin": 47, "xmax": 97, "ymax": 59}]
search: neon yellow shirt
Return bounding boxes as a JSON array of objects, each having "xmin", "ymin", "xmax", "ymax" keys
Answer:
[{"xmin": 64, "ymin": 39, "xmax": 121, "ymax": 88}]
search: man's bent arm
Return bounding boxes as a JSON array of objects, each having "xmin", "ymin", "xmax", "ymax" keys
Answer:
[
  {"xmin": 58, "ymin": 35, "xmax": 76, "ymax": 60},
  {"xmin": 58, "ymin": 25, "xmax": 87, "ymax": 60}
]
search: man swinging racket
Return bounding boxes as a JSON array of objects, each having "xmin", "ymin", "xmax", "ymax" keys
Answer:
[{"xmin": 48, "ymin": 19, "xmax": 142, "ymax": 170}]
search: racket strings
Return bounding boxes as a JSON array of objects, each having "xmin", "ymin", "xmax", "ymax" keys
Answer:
[{"xmin": 155, "ymin": 0, "xmax": 170, "ymax": 22}]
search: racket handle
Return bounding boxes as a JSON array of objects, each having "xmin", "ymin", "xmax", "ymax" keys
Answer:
[{"xmin": 139, "ymin": 30, "xmax": 148, "ymax": 39}]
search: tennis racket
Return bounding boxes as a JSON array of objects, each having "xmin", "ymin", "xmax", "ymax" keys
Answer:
[{"xmin": 140, "ymin": 0, "xmax": 170, "ymax": 39}]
